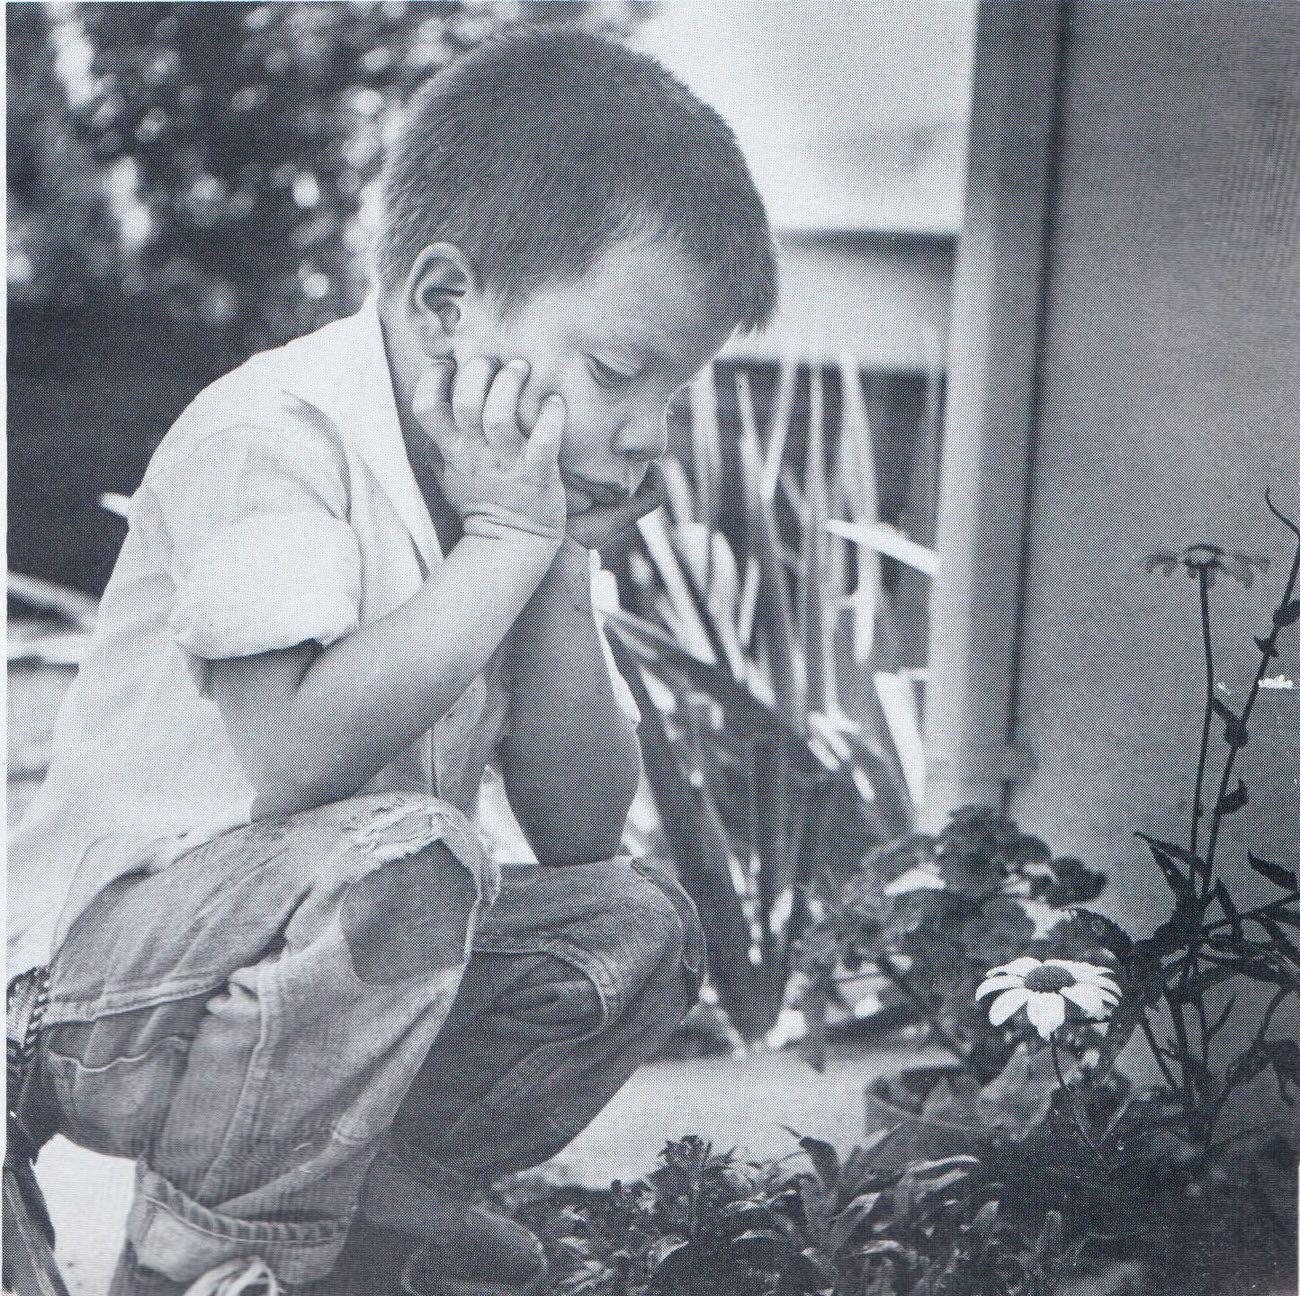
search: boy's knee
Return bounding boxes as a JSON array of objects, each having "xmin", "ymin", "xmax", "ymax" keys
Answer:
[
  {"xmin": 599, "ymin": 859, "xmax": 705, "ymax": 997},
  {"xmin": 341, "ymin": 839, "xmax": 477, "ymax": 984},
  {"xmin": 326, "ymin": 794, "xmax": 488, "ymax": 985}
]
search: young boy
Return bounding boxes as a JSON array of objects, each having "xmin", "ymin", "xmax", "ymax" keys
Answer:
[{"xmin": 8, "ymin": 26, "xmax": 776, "ymax": 1295}]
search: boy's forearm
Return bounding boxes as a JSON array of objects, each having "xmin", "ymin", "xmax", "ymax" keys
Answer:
[
  {"xmin": 499, "ymin": 540, "xmax": 641, "ymax": 865},
  {"xmin": 261, "ymin": 531, "xmax": 557, "ymax": 815}
]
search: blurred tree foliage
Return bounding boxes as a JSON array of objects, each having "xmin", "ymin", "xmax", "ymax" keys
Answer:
[{"xmin": 8, "ymin": 1, "xmax": 646, "ymax": 353}]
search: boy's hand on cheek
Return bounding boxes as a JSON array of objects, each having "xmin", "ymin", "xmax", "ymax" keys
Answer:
[
  {"xmin": 564, "ymin": 462, "xmax": 666, "ymax": 556},
  {"xmin": 412, "ymin": 356, "xmax": 567, "ymax": 543}
]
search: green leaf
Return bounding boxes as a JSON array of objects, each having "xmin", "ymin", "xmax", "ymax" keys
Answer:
[
  {"xmin": 785, "ymin": 1130, "xmax": 840, "ymax": 1190},
  {"xmin": 1061, "ymin": 908, "xmax": 1134, "ymax": 957},
  {"xmin": 907, "ymin": 1155, "xmax": 981, "ymax": 1179},
  {"xmin": 800, "ymin": 364, "xmax": 834, "ymax": 715},
  {"xmin": 1229, "ymin": 957, "xmax": 1297, "ymax": 989},
  {"xmin": 826, "ymin": 1192, "xmax": 883, "ymax": 1256},
  {"xmin": 648, "ymin": 1236, "xmax": 694, "ymax": 1277},
  {"xmin": 1179, "ymin": 965, "xmax": 1239, "ymax": 997},
  {"xmin": 968, "ymin": 1199, "xmax": 1001, "ymax": 1238},
  {"xmin": 1257, "ymin": 915, "xmax": 1300, "ymax": 967},
  {"xmin": 1135, "ymin": 833, "xmax": 1200, "ymax": 903},
  {"xmin": 1248, "ymin": 853, "xmax": 1298, "ymax": 892},
  {"xmin": 975, "ymin": 1044, "xmax": 1057, "ymax": 1138},
  {"xmin": 732, "ymin": 1229, "xmax": 794, "ymax": 1263},
  {"xmin": 735, "ymin": 374, "xmax": 803, "ymax": 730},
  {"xmin": 1211, "ymin": 697, "xmax": 1248, "ymax": 748},
  {"xmin": 1264, "ymin": 1039, "xmax": 1300, "ymax": 1102}
]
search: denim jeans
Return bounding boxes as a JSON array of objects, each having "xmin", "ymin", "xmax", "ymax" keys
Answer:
[{"xmin": 29, "ymin": 793, "xmax": 704, "ymax": 1285}]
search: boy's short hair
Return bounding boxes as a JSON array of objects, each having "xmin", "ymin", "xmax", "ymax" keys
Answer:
[{"xmin": 377, "ymin": 25, "xmax": 777, "ymax": 334}]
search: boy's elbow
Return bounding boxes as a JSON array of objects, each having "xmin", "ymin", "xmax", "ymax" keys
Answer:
[{"xmin": 512, "ymin": 734, "xmax": 641, "ymax": 866}]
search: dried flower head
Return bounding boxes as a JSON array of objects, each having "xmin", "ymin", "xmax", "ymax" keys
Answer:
[{"xmin": 1145, "ymin": 545, "xmax": 1269, "ymax": 588}]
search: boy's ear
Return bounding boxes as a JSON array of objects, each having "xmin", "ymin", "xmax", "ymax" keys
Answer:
[{"xmin": 404, "ymin": 243, "xmax": 475, "ymax": 353}]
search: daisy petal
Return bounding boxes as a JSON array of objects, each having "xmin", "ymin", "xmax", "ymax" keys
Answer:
[
  {"xmin": 1061, "ymin": 984, "xmax": 1113, "ymax": 1019},
  {"xmin": 1026, "ymin": 991, "xmax": 1066, "ymax": 1038},
  {"xmin": 990, "ymin": 957, "xmax": 1042, "ymax": 979},
  {"xmin": 988, "ymin": 987, "xmax": 1031, "ymax": 1026},
  {"xmin": 1052, "ymin": 960, "xmax": 1120, "ymax": 991},
  {"xmin": 976, "ymin": 976, "xmax": 1025, "ymax": 1000}
]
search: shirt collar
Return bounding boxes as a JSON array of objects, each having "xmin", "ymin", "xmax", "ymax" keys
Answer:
[{"xmin": 276, "ymin": 295, "xmax": 440, "ymax": 567}]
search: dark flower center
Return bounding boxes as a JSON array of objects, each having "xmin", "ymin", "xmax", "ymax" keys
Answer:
[{"xmin": 1023, "ymin": 964, "xmax": 1075, "ymax": 993}]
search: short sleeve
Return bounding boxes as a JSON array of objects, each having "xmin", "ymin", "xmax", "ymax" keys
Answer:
[
  {"xmin": 590, "ymin": 552, "xmax": 641, "ymax": 727},
  {"xmin": 131, "ymin": 424, "xmax": 362, "ymax": 672}
]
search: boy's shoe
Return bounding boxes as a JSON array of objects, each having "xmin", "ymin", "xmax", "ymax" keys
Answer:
[
  {"xmin": 397, "ymin": 1202, "xmax": 548, "ymax": 1296},
  {"xmin": 329, "ymin": 1207, "xmax": 546, "ymax": 1296}
]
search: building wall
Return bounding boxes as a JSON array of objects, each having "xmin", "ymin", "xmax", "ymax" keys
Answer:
[
  {"xmin": 1010, "ymin": 2, "xmax": 1300, "ymax": 933},
  {"xmin": 722, "ymin": 233, "xmax": 954, "ymax": 371}
]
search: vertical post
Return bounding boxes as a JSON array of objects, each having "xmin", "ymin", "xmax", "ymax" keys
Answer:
[{"xmin": 921, "ymin": 0, "xmax": 1064, "ymax": 828}]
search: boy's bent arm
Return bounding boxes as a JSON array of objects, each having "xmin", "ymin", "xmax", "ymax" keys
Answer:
[
  {"xmin": 209, "ymin": 529, "xmax": 557, "ymax": 819},
  {"xmin": 497, "ymin": 538, "xmax": 642, "ymax": 866}
]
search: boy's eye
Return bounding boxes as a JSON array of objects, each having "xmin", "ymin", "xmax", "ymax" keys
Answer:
[{"xmin": 587, "ymin": 356, "xmax": 639, "ymax": 390}]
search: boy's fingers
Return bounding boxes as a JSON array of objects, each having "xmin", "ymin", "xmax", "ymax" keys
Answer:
[
  {"xmin": 521, "ymin": 394, "xmax": 565, "ymax": 476},
  {"xmin": 481, "ymin": 360, "xmax": 529, "ymax": 458},
  {"xmin": 451, "ymin": 355, "xmax": 496, "ymax": 438}
]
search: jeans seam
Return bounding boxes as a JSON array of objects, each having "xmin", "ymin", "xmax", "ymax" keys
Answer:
[
  {"xmin": 193, "ymin": 957, "xmax": 280, "ymax": 1205},
  {"xmin": 45, "ymin": 970, "xmax": 227, "ymax": 1024}
]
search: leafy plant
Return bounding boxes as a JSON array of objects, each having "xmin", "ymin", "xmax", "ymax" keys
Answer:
[
  {"xmin": 506, "ymin": 1133, "xmax": 1084, "ymax": 1296},
  {"xmin": 608, "ymin": 358, "xmax": 940, "ymax": 1040},
  {"xmin": 792, "ymin": 808, "xmax": 1106, "ymax": 1072}
]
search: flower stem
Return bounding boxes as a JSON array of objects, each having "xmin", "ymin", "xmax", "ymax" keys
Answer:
[
  {"xmin": 1137, "ymin": 1013, "xmax": 1181, "ymax": 1093},
  {"xmin": 1204, "ymin": 492, "xmax": 1300, "ymax": 874},
  {"xmin": 1190, "ymin": 566, "xmax": 1214, "ymax": 866},
  {"xmin": 1050, "ymin": 1035, "xmax": 1104, "ymax": 1162},
  {"xmin": 877, "ymin": 953, "xmax": 970, "ymax": 1064}
]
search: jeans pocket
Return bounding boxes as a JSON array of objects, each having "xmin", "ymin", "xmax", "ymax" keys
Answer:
[{"xmin": 44, "ymin": 1035, "xmax": 191, "ymax": 1161}]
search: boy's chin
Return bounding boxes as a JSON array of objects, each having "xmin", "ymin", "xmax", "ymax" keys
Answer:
[{"xmin": 563, "ymin": 483, "xmax": 598, "ymax": 514}]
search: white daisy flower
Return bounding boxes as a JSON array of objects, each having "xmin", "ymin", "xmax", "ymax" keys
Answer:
[{"xmin": 976, "ymin": 957, "xmax": 1121, "ymax": 1039}]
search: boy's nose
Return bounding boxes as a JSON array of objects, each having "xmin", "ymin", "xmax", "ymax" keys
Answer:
[{"xmin": 615, "ymin": 414, "xmax": 668, "ymax": 464}]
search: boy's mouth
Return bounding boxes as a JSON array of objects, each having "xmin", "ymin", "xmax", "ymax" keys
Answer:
[{"xmin": 562, "ymin": 471, "xmax": 631, "ymax": 507}]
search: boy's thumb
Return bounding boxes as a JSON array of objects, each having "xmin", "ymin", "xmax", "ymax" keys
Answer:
[{"xmin": 412, "ymin": 360, "xmax": 454, "ymax": 434}]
